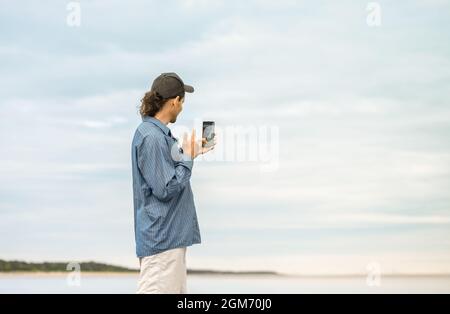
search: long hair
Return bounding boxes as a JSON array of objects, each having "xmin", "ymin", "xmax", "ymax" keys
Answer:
[{"xmin": 139, "ymin": 90, "xmax": 185, "ymax": 117}]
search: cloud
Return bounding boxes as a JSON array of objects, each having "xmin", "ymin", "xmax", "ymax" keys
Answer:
[{"xmin": 0, "ymin": 0, "xmax": 449, "ymax": 274}]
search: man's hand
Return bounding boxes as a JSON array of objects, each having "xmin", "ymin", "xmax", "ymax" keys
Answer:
[{"xmin": 182, "ymin": 129, "xmax": 216, "ymax": 160}]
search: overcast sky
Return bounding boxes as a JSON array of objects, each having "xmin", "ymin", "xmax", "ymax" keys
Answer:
[{"xmin": 1, "ymin": 0, "xmax": 449, "ymax": 275}]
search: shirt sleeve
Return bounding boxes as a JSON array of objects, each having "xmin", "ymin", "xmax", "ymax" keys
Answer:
[{"xmin": 137, "ymin": 135, "xmax": 193, "ymax": 202}]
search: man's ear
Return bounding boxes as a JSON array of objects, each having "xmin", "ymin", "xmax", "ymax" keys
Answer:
[{"xmin": 169, "ymin": 97, "xmax": 177, "ymax": 108}]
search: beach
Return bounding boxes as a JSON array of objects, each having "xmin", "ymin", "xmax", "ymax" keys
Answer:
[{"xmin": 1, "ymin": 273, "xmax": 449, "ymax": 294}]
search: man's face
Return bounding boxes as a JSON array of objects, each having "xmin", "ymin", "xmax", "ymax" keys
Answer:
[{"xmin": 170, "ymin": 96, "xmax": 184, "ymax": 123}]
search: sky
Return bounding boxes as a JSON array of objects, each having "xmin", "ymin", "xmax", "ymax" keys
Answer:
[{"xmin": 1, "ymin": 0, "xmax": 450, "ymax": 275}]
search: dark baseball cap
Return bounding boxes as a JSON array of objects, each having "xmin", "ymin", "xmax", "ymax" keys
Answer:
[{"xmin": 151, "ymin": 72, "xmax": 194, "ymax": 99}]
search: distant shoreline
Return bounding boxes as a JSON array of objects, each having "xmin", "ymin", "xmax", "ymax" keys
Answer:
[
  {"xmin": 0, "ymin": 271, "xmax": 281, "ymax": 277},
  {"xmin": 1, "ymin": 272, "xmax": 450, "ymax": 279},
  {"xmin": 2, "ymin": 259, "xmax": 450, "ymax": 278},
  {"xmin": 0, "ymin": 270, "xmax": 280, "ymax": 277},
  {"xmin": 0, "ymin": 258, "xmax": 278, "ymax": 276}
]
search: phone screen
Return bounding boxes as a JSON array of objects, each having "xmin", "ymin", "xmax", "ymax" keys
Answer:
[{"xmin": 202, "ymin": 121, "xmax": 215, "ymax": 148}]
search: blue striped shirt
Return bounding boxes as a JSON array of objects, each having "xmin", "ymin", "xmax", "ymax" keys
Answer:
[{"xmin": 131, "ymin": 116, "xmax": 201, "ymax": 257}]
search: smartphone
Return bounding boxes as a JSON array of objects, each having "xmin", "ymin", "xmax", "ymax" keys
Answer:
[{"xmin": 202, "ymin": 121, "xmax": 215, "ymax": 148}]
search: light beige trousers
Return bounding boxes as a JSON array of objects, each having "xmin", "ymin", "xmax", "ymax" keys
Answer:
[{"xmin": 137, "ymin": 247, "xmax": 187, "ymax": 294}]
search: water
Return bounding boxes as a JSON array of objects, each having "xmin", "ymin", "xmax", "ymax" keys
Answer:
[{"xmin": 1, "ymin": 274, "xmax": 449, "ymax": 294}]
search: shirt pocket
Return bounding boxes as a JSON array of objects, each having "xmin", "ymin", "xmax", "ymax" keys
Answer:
[{"xmin": 145, "ymin": 198, "xmax": 169, "ymax": 220}]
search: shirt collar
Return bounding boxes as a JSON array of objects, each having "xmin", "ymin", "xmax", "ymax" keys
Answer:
[{"xmin": 142, "ymin": 116, "xmax": 171, "ymax": 136}]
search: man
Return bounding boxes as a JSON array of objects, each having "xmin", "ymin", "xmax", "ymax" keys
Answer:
[{"xmin": 131, "ymin": 73, "xmax": 215, "ymax": 294}]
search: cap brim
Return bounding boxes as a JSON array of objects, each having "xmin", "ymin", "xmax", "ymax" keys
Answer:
[{"xmin": 184, "ymin": 84, "xmax": 194, "ymax": 93}]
